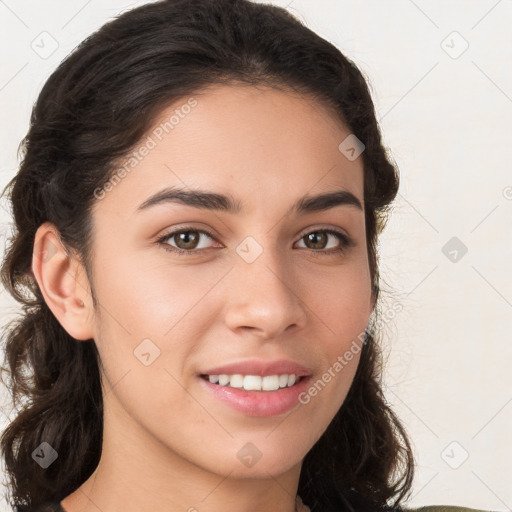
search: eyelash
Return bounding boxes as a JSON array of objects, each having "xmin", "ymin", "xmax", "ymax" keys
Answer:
[{"xmin": 155, "ymin": 226, "xmax": 354, "ymax": 257}]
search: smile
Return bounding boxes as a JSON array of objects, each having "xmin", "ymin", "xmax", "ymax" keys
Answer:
[
  {"xmin": 199, "ymin": 373, "xmax": 312, "ymax": 417},
  {"xmin": 201, "ymin": 373, "xmax": 300, "ymax": 391}
]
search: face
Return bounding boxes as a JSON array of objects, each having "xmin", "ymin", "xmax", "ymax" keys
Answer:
[{"xmin": 77, "ymin": 84, "xmax": 374, "ymax": 480}]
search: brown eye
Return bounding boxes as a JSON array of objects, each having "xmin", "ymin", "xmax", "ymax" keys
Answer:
[
  {"xmin": 295, "ymin": 229, "xmax": 353, "ymax": 255},
  {"xmin": 174, "ymin": 230, "xmax": 201, "ymax": 250},
  {"xmin": 303, "ymin": 232, "xmax": 329, "ymax": 250},
  {"xmin": 157, "ymin": 227, "xmax": 218, "ymax": 255}
]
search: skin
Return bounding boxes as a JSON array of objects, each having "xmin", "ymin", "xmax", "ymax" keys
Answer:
[{"xmin": 32, "ymin": 84, "xmax": 375, "ymax": 512}]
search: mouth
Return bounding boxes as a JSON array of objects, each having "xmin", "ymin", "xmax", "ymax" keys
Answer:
[
  {"xmin": 198, "ymin": 372, "xmax": 312, "ymax": 417},
  {"xmin": 199, "ymin": 373, "xmax": 307, "ymax": 392},
  {"xmin": 197, "ymin": 358, "xmax": 313, "ymax": 416}
]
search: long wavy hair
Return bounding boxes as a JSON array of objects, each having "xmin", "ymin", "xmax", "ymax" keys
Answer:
[{"xmin": 0, "ymin": 0, "xmax": 415, "ymax": 510}]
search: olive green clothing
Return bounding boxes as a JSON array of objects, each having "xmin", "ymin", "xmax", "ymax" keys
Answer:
[{"xmin": 405, "ymin": 507, "xmax": 495, "ymax": 512}]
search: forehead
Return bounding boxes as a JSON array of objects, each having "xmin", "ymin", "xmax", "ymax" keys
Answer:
[{"xmin": 93, "ymin": 83, "xmax": 364, "ymax": 217}]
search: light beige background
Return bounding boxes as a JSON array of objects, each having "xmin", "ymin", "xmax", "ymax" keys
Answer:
[{"xmin": 1, "ymin": 0, "xmax": 511, "ymax": 510}]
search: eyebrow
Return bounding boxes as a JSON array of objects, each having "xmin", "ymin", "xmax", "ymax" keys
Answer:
[{"xmin": 137, "ymin": 186, "xmax": 363, "ymax": 215}]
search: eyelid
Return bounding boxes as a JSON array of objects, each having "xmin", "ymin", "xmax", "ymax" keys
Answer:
[{"xmin": 296, "ymin": 223, "xmax": 350, "ymax": 240}]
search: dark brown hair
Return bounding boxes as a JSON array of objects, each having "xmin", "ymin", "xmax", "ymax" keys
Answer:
[{"xmin": 1, "ymin": 1, "xmax": 414, "ymax": 510}]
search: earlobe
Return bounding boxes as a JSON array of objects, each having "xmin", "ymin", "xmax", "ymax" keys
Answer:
[{"xmin": 31, "ymin": 221, "xmax": 95, "ymax": 341}]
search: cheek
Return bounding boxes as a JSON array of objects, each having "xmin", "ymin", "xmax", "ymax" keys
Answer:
[
  {"xmin": 305, "ymin": 262, "xmax": 372, "ymax": 340},
  {"xmin": 299, "ymin": 266, "xmax": 370, "ymax": 406},
  {"xmin": 294, "ymin": 342, "xmax": 362, "ymax": 454},
  {"xmin": 291, "ymin": 261, "xmax": 371, "ymax": 411},
  {"xmin": 93, "ymin": 253, "xmax": 219, "ymax": 335},
  {"xmin": 89, "ymin": 254, "xmax": 227, "ymax": 385},
  {"xmin": 89, "ymin": 258, "xmax": 212, "ymax": 427}
]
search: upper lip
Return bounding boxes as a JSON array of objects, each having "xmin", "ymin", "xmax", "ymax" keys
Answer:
[{"xmin": 200, "ymin": 359, "xmax": 312, "ymax": 377}]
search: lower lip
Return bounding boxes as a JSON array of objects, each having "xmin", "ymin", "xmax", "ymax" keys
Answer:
[{"xmin": 199, "ymin": 375, "xmax": 312, "ymax": 417}]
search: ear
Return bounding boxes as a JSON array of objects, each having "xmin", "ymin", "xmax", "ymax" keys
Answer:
[{"xmin": 31, "ymin": 221, "xmax": 95, "ymax": 341}]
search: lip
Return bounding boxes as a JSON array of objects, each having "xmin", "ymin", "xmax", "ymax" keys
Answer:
[
  {"xmin": 199, "ymin": 374, "xmax": 312, "ymax": 417},
  {"xmin": 200, "ymin": 358, "xmax": 312, "ymax": 378}
]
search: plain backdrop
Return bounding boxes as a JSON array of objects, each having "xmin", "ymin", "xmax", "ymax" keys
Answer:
[{"xmin": 1, "ymin": 1, "xmax": 511, "ymax": 510}]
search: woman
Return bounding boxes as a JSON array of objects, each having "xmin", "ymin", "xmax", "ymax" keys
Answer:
[{"xmin": 0, "ymin": 1, "xmax": 494, "ymax": 511}]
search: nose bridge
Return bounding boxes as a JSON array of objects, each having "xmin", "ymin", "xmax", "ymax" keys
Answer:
[{"xmin": 224, "ymin": 234, "xmax": 307, "ymax": 338}]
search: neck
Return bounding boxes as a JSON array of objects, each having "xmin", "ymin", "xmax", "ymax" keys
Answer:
[{"xmin": 61, "ymin": 389, "xmax": 303, "ymax": 512}]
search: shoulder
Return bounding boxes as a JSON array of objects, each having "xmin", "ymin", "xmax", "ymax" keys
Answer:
[{"xmin": 402, "ymin": 506, "xmax": 497, "ymax": 512}]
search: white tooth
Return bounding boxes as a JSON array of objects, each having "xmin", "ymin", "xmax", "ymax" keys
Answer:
[
  {"xmin": 243, "ymin": 375, "xmax": 262, "ymax": 391},
  {"xmin": 218, "ymin": 374, "xmax": 229, "ymax": 386},
  {"xmin": 229, "ymin": 374, "xmax": 244, "ymax": 388},
  {"xmin": 287, "ymin": 374, "xmax": 296, "ymax": 387},
  {"xmin": 208, "ymin": 374, "xmax": 219, "ymax": 384},
  {"xmin": 279, "ymin": 374, "xmax": 289, "ymax": 388},
  {"xmin": 262, "ymin": 375, "xmax": 280, "ymax": 391}
]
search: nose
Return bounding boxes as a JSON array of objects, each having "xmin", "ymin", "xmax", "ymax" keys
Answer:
[{"xmin": 223, "ymin": 245, "xmax": 308, "ymax": 340}]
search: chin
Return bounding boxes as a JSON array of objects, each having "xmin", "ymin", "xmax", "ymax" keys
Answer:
[{"xmin": 193, "ymin": 442, "xmax": 305, "ymax": 480}]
